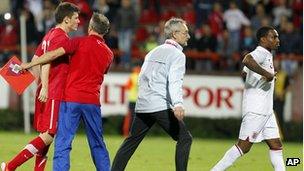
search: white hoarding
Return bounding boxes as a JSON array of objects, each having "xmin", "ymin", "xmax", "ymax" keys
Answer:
[
  {"xmin": 0, "ymin": 73, "xmax": 245, "ymax": 118},
  {"xmin": 0, "ymin": 77, "xmax": 9, "ymax": 108},
  {"xmin": 100, "ymin": 73, "xmax": 244, "ymax": 118}
]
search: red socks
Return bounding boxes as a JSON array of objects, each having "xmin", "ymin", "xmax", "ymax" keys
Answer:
[
  {"xmin": 34, "ymin": 145, "xmax": 50, "ymax": 171},
  {"xmin": 7, "ymin": 136, "xmax": 46, "ymax": 170}
]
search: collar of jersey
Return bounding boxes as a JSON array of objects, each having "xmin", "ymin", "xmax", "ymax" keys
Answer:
[
  {"xmin": 257, "ymin": 46, "xmax": 272, "ymax": 56},
  {"xmin": 89, "ymin": 34, "xmax": 104, "ymax": 42},
  {"xmin": 165, "ymin": 39, "xmax": 183, "ymax": 51}
]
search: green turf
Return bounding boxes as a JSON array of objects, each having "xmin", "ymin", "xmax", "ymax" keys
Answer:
[{"xmin": 0, "ymin": 132, "xmax": 302, "ymax": 171}]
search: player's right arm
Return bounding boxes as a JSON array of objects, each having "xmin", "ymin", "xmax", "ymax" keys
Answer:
[
  {"xmin": 168, "ymin": 54, "xmax": 186, "ymax": 121},
  {"xmin": 242, "ymin": 54, "xmax": 274, "ymax": 81}
]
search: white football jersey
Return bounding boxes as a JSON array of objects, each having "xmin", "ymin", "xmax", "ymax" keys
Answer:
[{"xmin": 242, "ymin": 46, "xmax": 275, "ymax": 115}]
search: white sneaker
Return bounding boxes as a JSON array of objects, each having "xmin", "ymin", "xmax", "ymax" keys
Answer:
[{"xmin": 1, "ymin": 162, "xmax": 6, "ymax": 171}]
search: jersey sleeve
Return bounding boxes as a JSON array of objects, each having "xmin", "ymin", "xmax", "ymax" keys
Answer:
[
  {"xmin": 243, "ymin": 66, "xmax": 249, "ymax": 73},
  {"xmin": 104, "ymin": 55, "xmax": 113, "ymax": 74},
  {"xmin": 61, "ymin": 37, "xmax": 81, "ymax": 54},
  {"xmin": 34, "ymin": 43, "xmax": 43, "ymax": 57},
  {"xmin": 168, "ymin": 53, "xmax": 186, "ymax": 108},
  {"xmin": 250, "ymin": 50, "xmax": 265, "ymax": 64}
]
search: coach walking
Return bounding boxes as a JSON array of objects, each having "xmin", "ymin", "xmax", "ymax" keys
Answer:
[{"xmin": 111, "ymin": 18, "xmax": 193, "ymax": 171}]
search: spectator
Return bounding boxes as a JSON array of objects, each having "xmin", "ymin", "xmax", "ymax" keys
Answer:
[
  {"xmin": 276, "ymin": 15, "xmax": 289, "ymax": 31},
  {"xmin": 25, "ymin": 0, "xmax": 44, "ymax": 36},
  {"xmin": 143, "ymin": 33, "xmax": 158, "ymax": 52},
  {"xmin": 115, "ymin": 0, "xmax": 137, "ymax": 68},
  {"xmin": 194, "ymin": 0, "xmax": 213, "ymax": 27},
  {"xmin": 0, "ymin": 18, "xmax": 18, "ymax": 66},
  {"xmin": 42, "ymin": 0, "xmax": 56, "ymax": 33},
  {"xmin": 260, "ymin": 16, "xmax": 271, "ymax": 27},
  {"xmin": 250, "ymin": 3, "xmax": 269, "ymax": 32},
  {"xmin": 217, "ymin": 29, "xmax": 234, "ymax": 71},
  {"xmin": 273, "ymin": 59, "xmax": 289, "ymax": 136},
  {"xmin": 121, "ymin": 62, "xmax": 141, "ymax": 136},
  {"xmin": 182, "ymin": 4, "xmax": 196, "ymax": 26},
  {"xmin": 279, "ymin": 22, "xmax": 299, "ymax": 77},
  {"xmin": 20, "ymin": 7, "xmax": 39, "ymax": 45},
  {"xmin": 291, "ymin": 0, "xmax": 303, "ymax": 28},
  {"xmin": 184, "ymin": 24, "xmax": 197, "ymax": 71},
  {"xmin": 142, "ymin": 0, "xmax": 160, "ymax": 14},
  {"xmin": 156, "ymin": 20, "xmax": 166, "ymax": 45},
  {"xmin": 223, "ymin": 1, "xmax": 250, "ymax": 55},
  {"xmin": 196, "ymin": 24, "xmax": 217, "ymax": 71},
  {"xmin": 105, "ymin": 25, "xmax": 119, "ymax": 49},
  {"xmin": 272, "ymin": 0, "xmax": 292, "ymax": 27},
  {"xmin": 240, "ymin": 26, "xmax": 256, "ymax": 54},
  {"xmin": 105, "ymin": 25, "xmax": 119, "ymax": 65},
  {"xmin": 93, "ymin": 0, "xmax": 116, "ymax": 22},
  {"xmin": 0, "ymin": 18, "xmax": 18, "ymax": 47},
  {"xmin": 208, "ymin": 2, "xmax": 224, "ymax": 38},
  {"xmin": 197, "ymin": 24, "xmax": 217, "ymax": 52}
]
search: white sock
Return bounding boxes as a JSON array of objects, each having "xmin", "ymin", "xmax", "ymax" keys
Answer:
[
  {"xmin": 211, "ymin": 145, "xmax": 243, "ymax": 171},
  {"xmin": 269, "ymin": 149, "xmax": 285, "ymax": 171}
]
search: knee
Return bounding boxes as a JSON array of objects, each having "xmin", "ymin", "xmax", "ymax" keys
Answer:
[
  {"xmin": 241, "ymin": 147, "xmax": 251, "ymax": 154},
  {"xmin": 269, "ymin": 144, "xmax": 283, "ymax": 151},
  {"xmin": 237, "ymin": 140, "xmax": 252, "ymax": 154},
  {"xmin": 267, "ymin": 139, "xmax": 283, "ymax": 150},
  {"xmin": 187, "ymin": 133, "xmax": 193, "ymax": 144},
  {"xmin": 39, "ymin": 132, "xmax": 54, "ymax": 145},
  {"xmin": 179, "ymin": 132, "xmax": 193, "ymax": 145}
]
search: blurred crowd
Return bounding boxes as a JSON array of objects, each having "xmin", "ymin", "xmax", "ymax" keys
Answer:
[{"xmin": 0, "ymin": 0, "xmax": 302, "ymax": 76}]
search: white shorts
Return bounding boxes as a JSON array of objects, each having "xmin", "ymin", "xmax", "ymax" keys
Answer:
[{"xmin": 239, "ymin": 112, "xmax": 280, "ymax": 143}]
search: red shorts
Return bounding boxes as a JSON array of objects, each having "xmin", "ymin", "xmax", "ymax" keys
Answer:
[{"xmin": 34, "ymin": 97, "xmax": 60, "ymax": 134}]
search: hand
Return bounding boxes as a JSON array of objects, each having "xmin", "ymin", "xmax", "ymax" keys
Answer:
[
  {"xmin": 20, "ymin": 63, "xmax": 32, "ymax": 71},
  {"xmin": 263, "ymin": 72, "xmax": 276, "ymax": 82},
  {"xmin": 38, "ymin": 87, "xmax": 48, "ymax": 102},
  {"xmin": 173, "ymin": 106, "xmax": 185, "ymax": 121}
]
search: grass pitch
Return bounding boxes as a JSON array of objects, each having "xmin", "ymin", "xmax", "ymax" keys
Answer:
[{"xmin": 0, "ymin": 132, "xmax": 302, "ymax": 171}]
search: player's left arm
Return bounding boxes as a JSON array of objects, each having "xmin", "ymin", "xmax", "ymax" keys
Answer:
[
  {"xmin": 38, "ymin": 63, "xmax": 50, "ymax": 102},
  {"xmin": 30, "ymin": 55, "xmax": 41, "ymax": 83}
]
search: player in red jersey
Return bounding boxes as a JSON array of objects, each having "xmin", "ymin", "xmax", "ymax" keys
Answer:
[
  {"xmin": 20, "ymin": 13, "xmax": 113, "ymax": 171},
  {"xmin": 1, "ymin": 3, "xmax": 79, "ymax": 171}
]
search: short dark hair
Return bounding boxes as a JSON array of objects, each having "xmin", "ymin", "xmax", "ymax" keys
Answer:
[
  {"xmin": 256, "ymin": 26, "xmax": 274, "ymax": 42},
  {"xmin": 89, "ymin": 12, "xmax": 110, "ymax": 35},
  {"xmin": 54, "ymin": 2, "xmax": 79, "ymax": 24}
]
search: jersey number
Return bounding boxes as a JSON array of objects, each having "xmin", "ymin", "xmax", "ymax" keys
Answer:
[{"xmin": 41, "ymin": 40, "xmax": 50, "ymax": 54}]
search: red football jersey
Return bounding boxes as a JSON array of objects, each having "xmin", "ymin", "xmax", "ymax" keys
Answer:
[
  {"xmin": 35, "ymin": 27, "xmax": 70, "ymax": 100},
  {"xmin": 62, "ymin": 35, "xmax": 113, "ymax": 105}
]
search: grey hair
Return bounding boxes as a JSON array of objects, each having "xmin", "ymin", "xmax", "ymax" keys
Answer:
[{"xmin": 164, "ymin": 18, "xmax": 187, "ymax": 39}]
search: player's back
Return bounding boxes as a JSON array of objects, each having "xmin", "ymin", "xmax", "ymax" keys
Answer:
[{"xmin": 64, "ymin": 35, "xmax": 113, "ymax": 105}]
